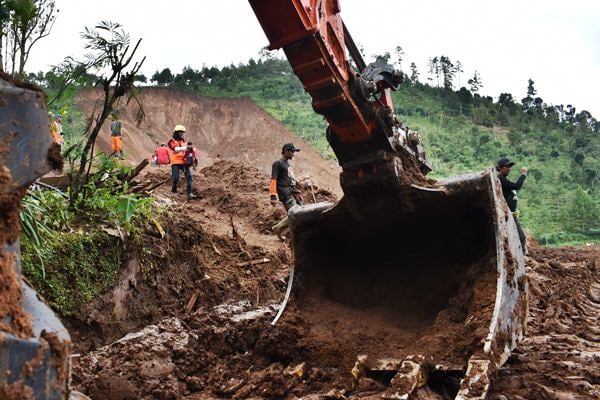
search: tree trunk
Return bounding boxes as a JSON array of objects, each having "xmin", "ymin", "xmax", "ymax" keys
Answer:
[
  {"xmin": 71, "ymin": 83, "xmax": 117, "ymax": 206},
  {"xmin": 0, "ymin": 32, "xmax": 4, "ymax": 73},
  {"xmin": 17, "ymin": 29, "xmax": 26, "ymax": 79}
]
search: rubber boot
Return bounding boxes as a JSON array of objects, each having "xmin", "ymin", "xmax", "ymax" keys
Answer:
[{"xmin": 272, "ymin": 217, "xmax": 289, "ymax": 240}]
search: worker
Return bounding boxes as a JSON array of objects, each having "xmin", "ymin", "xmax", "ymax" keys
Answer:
[
  {"xmin": 496, "ymin": 157, "xmax": 528, "ymax": 251},
  {"xmin": 110, "ymin": 114, "xmax": 124, "ymax": 159},
  {"xmin": 270, "ymin": 143, "xmax": 303, "ymax": 210},
  {"xmin": 48, "ymin": 112, "xmax": 63, "ymax": 146},
  {"xmin": 54, "ymin": 114, "xmax": 64, "ymax": 138},
  {"xmin": 154, "ymin": 143, "xmax": 170, "ymax": 165},
  {"xmin": 168, "ymin": 125, "xmax": 196, "ymax": 200},
  {"xmin": 269, "ymin": 143, "xmax": 303, "ymax": 239}
]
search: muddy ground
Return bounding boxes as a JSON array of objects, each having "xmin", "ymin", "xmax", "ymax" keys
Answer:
[{"xmin": 66, "ymin": 159, "xmax": 600, "ymax": 400}]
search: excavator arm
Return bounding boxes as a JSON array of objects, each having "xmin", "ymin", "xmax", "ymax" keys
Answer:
[{"xmin": 248, "ymin": 0, "xmax": 430, "ymax": 174}]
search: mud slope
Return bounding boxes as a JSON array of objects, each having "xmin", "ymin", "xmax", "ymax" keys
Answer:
[{"xmin": 76, "ymin": 88, "xmax": 340, "ymax": 193}]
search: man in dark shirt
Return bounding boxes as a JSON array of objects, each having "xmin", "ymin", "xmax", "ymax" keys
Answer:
[
  {"xmin": 496, "ymin": 157, "xmax": 528, "ymax": 250},
  {"xmin": 270, "ymin": 143, "xmax": 303, "ymax": 211}
]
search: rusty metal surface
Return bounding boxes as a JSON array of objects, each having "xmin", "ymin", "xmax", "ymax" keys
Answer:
[
  {"xmin": 0, "ymin": 77, "xmax": 70, "ymax": 399},
  {"xmin": 0, "ymin": 79, "xmax": 53, "ymax": 188}
]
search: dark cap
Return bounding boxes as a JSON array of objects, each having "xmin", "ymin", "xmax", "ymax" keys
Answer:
[
  {"xmin": 282, "ymin": 143, "xmax": 300, "ymax": 153},
  {"xmin": 497, "ymin": 157, "xmax": 515, "ymax": 168}
]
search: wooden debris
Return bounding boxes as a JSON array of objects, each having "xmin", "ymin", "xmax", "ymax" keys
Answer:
[
  {"xmin": 236, "ymin": 258, "xmax": 270, "ymax": 267},
  {"xmin": 229, "ymin": 215, "xmax": 238, "ymax": 238},
  {"xmin": 121, "ymin": 159, "xmax": 149, "ymax": 183},
  {"xmin": 209, "ymin": 239, "xmax": 222, "ymax": 255},
  {"xmin": 185, "ymin": 292, "xmax": 200, "ymax": 314}
]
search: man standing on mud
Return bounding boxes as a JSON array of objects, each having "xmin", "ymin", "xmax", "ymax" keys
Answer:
[
  {"xmin": 496, "ymin": 157, "xmax": 528, "ymax": 251},
  {"xmin": 269, "ymin": 143, "xmax": 303, "ymax": 239},
  {"xmin": 110, "ymin": 114, "xmax": 125, "ymax": 159},
  {"xmin": 270, "ymin": 143, "xmax": 303, "ymax": 211},
  {"xmin": 168, "ymin": 125, "xmax": 196, "ymax": 200}
]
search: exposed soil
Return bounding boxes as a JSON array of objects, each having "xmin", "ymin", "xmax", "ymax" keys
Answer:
[
  {"xmin": 76, "ymin": 88, "xmax": 342, "ymax": 195},
  {"xmin": 51, "ymin": 90, "xmax": 599, "ymax": 398},
  {"xmin": 488, "ymin": 244, "xmax": 600, "ymax": 399},
  {"xmin": 0, "ymin": 163, "xmax": 33, "ymax": 339}
]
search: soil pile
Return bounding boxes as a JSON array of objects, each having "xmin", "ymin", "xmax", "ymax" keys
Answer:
[
  {"xmin": 489, "ymin": 244, "xmax": 600, "ymax": 399},
  {"xmin": 76, "ymin": 88, "xmax": 341, "ymax": 195},
  {"xmin": 72, "ymin": 245, "xmax": 600, "ymax": 399}
]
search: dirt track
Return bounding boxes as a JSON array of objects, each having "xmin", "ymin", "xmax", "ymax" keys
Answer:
[{"xmin": 68, "ymin": 158, "xmax": 600, "ymax": 399}]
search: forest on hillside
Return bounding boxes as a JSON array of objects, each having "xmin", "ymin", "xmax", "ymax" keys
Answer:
[{"xmin": 24, "ymin": 50, "xmax": 600, "ymax": 245}]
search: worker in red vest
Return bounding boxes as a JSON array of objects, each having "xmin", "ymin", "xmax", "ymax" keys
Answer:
[
  {"xmin": 167, "ymin": 125, "xmax": 196, "ymax": 200},
  {"xmin": 153, "ymin": 143, "xmax": 170, "ymax": 165}
]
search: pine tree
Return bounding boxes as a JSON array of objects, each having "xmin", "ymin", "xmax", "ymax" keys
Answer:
[
  {"xmin": 467, "ymin": 71, "xmax": 482, "ymax": 93},
  {"xmin": 410, "ymin": 62, "xmax": 419, "ymax": 84}
]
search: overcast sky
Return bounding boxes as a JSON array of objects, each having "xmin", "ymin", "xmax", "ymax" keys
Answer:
[{"xmin": 27, "ymin": 0, "xmax": 600, "ymax": 117}]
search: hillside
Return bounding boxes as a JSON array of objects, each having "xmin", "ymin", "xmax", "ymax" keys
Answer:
[
  {"xmin": 144, "ymin": 58, "xmax": 599, "ymax": 245},
  {"xmin": 76, "ymin": 88, "xmax": 341, "ymax": 194}
]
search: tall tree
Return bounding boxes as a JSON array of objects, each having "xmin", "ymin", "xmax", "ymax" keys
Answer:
[
  {"xmin": 409, "ymin": 62, "xmax": 419, "ymax": 83},
  {"xmin": 4, "ymin": 0, "xmax": 57, "ymax": 78},
  {"xmin": 526, "ymin": 78, "xmax": 536, "ymax": 97},
  {"xmin": 394, "ymin": 45, "xmax": 404, "ymax": 69},
  {"xmin": 467, "ymin": 70, "xmax": 482, "ymax": 93},
  {"xmin": 374, "ymin": 51, "xmax": 391, "ymax": 64},
  {"xmin": 454, "ymin": 60, "xmax": 463, "ymax": 88},
  {"xmin": 439, "ymin": 55, "xmax": 455, "ymax": 89},
  {"xmin": 151, "ymin": 68, "xmax": 173, "ymax": 86},
  {"xmin": 0, "ymin": 0, "xmax": 13, "ymax": 72},
  {"xmin": 428, "ymin": 57, "xmax": 440, "ymax": 87}
]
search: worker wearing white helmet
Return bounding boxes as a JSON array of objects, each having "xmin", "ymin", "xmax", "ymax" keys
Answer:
[{"xmin": 167, "ymin": 124, "xmax": 196, "ymax": 200}]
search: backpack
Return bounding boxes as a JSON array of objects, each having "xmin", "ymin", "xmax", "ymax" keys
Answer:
[{"xmin": 183, "ymin": 149, "xmax": 195, "ymax": 167}]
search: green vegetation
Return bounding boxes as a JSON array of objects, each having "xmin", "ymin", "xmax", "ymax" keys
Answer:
[
  {"xmin": 19, "ymin": 156, "xmax": 163, "ymax": 315},
  {"xmin": 24, "ymin": 52, "xmax": 598, "ymax": 282},
  {"xmin": 22, "ymin": 231, "xmax": 120, "ymax": 314},
  {"xmin": 145, "ymin": 55, "xmax": 599, "ymax": 245}
]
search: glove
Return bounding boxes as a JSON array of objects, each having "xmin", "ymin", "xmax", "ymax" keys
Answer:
[{"xmin": 270, "ymin": 195, "xmax": 278, "ymax": 205}]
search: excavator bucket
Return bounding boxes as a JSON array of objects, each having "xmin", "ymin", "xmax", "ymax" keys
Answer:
[{"xmin": 286, "ymin": 166, "xmax": 528, "ymax": 399}]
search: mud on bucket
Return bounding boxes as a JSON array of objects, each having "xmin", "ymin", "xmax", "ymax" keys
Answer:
[{"xmin": 286, "ymin": 169, "xmax": 527, "ymax": 398}]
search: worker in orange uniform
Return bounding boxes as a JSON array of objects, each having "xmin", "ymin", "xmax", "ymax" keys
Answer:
[
  {"xmin": 110, "ymin": 114, "xmax": 124, "ymax": 159},
  {"xmin": 49, "ymin": 112, "xmax": 64, "ymax": 147},
  {"xmin": 168, "ymin": 125, "xmax": 196, "ymax": 200}
]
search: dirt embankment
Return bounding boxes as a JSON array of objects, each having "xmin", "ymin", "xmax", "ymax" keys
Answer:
[
  {"xmin": 69, "ymin": 159, "xmax": 337, "ymax": 399},
  {"xmin": 76, "ymin": 88, "xmax": 341, "ymax": 195}
]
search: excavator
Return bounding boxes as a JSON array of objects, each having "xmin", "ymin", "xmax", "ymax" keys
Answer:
[
  {"xmin": 0, "ymin": 2, "xmax": 526, "ymax": 399},
  {"xmin": 248, "ymin": 1, "xmax": 528, "ymax": 398}
]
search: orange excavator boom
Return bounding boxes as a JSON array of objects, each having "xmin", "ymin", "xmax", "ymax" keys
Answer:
[{"xmin": 249, "ymin": 0, "xmax": 430, "ymax": 173}]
